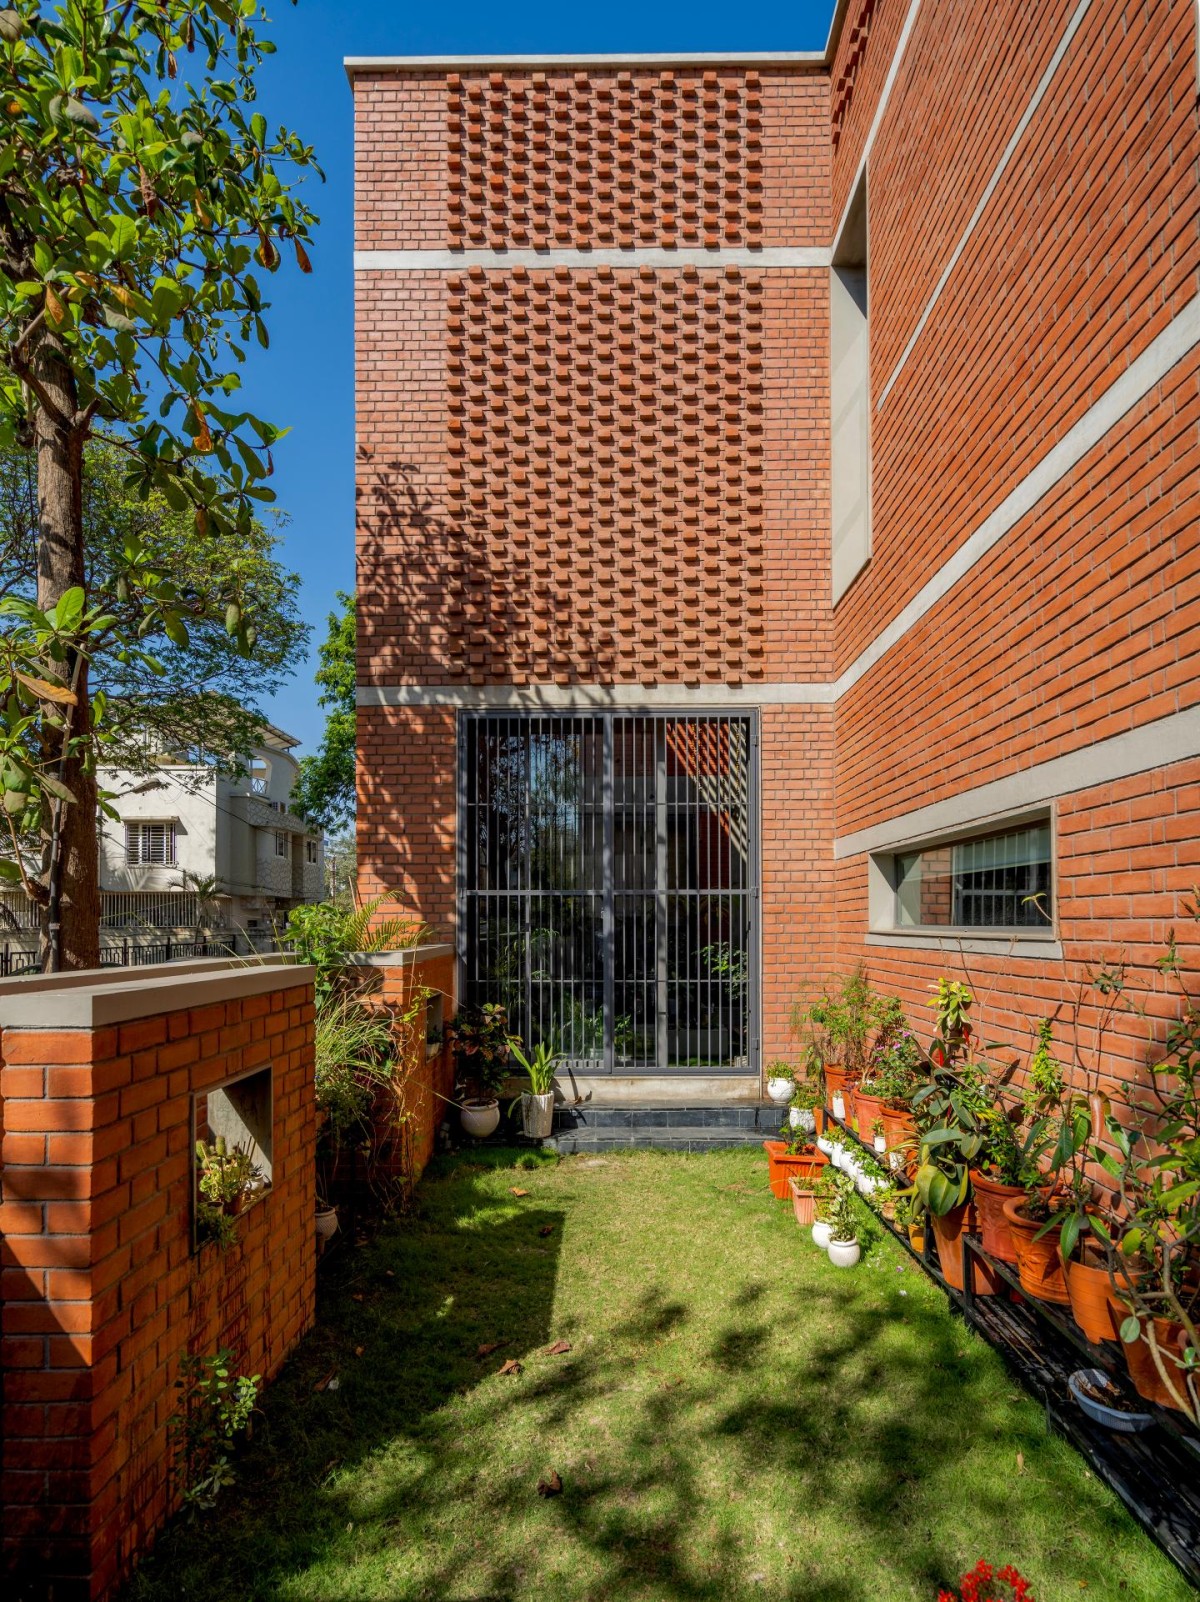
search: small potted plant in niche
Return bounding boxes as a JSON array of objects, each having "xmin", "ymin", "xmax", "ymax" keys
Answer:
[
  {"xmin": 508, "ymin": 1039, "xmax": 559, "ymax": 1140},
  {"xmin": 447, "ymin": 1002, "xmax": 514, "ymax": 1138},
  {"xmin": 195, "ymin": 1138, "xmax": 260, "ymax": 1250},
  {"xmin": 827, "ymin": 1176, "xmax": 861, "ymax": 1268},
  {"xmin": 765, "ymin": 1060, "xmax": 795, "ymax": 1105}
]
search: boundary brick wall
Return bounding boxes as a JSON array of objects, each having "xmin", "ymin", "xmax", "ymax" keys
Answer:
[{"xmin": 0, "ymin": 960, "xmax": 317, "ymax": 1600}]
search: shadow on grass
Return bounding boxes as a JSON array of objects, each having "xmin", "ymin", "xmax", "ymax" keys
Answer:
[{"xmin": 125, "ymin": 1152, "xmax": 1190, "ymax": 1602}]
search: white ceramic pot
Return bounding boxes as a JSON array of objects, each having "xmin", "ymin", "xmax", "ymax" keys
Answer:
[
  {"xmin": 811, "ymin": 1219, "xmax": 833, "ymax": 1250},
  {"xmin": 766, "ymin": 1076, "xmax": 794, "ymax": 1104},
  {"xmin": 521, "ymin": 1090, "xmax": 555, "ymax": 1140},
  {"xmin": 816, "ymin": 1135, "xmax": 835, "ymax": 1156},
  {"xmin": 315, "ymin": 1206, "xmax": 339, "ymax": 1242},
  {"xmin": 828, "ymin": 1237, "xmax": 861, "ymax": 1268},
  {"xmin": 831, "ymin": 1091, "xmax": 847, "ymax": 1121},
  {"xmin": 460, "ymin": 1098, "xmax": 501, "ymax": 1138},
  {"xmin": 855, "ymin": 1173, "xmax": 877, "ymax": 1196},
  {"xmin": 788, "ymin": 1107, "xmax": 816, "ymax": 1133},
  {"xmin": 873, "ymin": 1135, "xmax": 887, "ymax": 1154}
]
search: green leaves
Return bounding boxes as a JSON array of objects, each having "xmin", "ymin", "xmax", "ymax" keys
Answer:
[{"xmin": 915, "ymin": 1161, "xmax": 966, "ymax": 1218}]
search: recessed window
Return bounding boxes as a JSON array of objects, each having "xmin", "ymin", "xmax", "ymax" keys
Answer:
[
  {"xmin": 274, "ymin": 830, "xmax": 290, "ymax": 859},
  {"xmin": 125, "ymin": 821, "xmax": 176, "ymax": 866},
  {"xmin": 305, "ymin": 838, "xmax": 319, "ymax": 864},
  {"xmin": 831, "ymin": 173, "xmax": 870, "ymax": 603},
  {"xmin": 192, "ymin": 1067, "xmax": 273, "ymax": 1251},
  {"xmin": 893, "ymin": 821, "xmax": 1052, "ymax": 932}
]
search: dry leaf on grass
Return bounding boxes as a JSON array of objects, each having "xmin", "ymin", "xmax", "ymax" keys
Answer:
[
  {"xmin": 543, "ymin": 1340, "xmax": 572, "ymax": 1356},
  {"xmin": 313, "ymin": 1370, "xmax": 337, "ymax": 1393},
  {"xmin": 476, "ymin": 1341, "xmax": 504, "ymax": 1359},
  {"xmin": 538, "ymin": 1225, "xmax": 554, "ymax": 1237},
  {"xmin": 1016, "ymin": 1450, "xmax": 1025, "ymax": 1474},
  {"xmin": 498, "ymin": 1358, "xmax": 524, "ymax": 1377},
  {"xmin": 537, "ymin": 1470, "xmax": 563, "ymax": 1497},
  {"xmin": 510, "ymin": 1187, "xmax": 530, "ymax": 1197},
  {"xmin": 351, "ymin": 1293, "xmax": 365, "ymax": 1304},
  {"xmin": 354, "ymin": 1346, "xmax": 365, "ymax": 1358}
]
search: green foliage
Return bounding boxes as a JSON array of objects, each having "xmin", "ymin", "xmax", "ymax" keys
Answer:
[
  {"xmin": 292, "ymin": 591, "xmax": 355, "ymax": 829},
  {"xmin": 0, "ymin": 444, "xmax": 307, "ymax": 771},
  {"xmin": 0, "ymin": 0, "xmax": 320, "ymax": 539},
  {"xmin": 194, "ymin": 1135, "xmax": 258, "ymax": 1247},
  {"xmin": 863, "ymin": 1026, "xmax": 926, "ymax": 1102},
  {"xmin": 827, "ymin": 1172, "xmax": 859, "ymax": 1244},
  {"xmin": 314, "ymin": 996, "xmax": 398, "ymax": 1138},
  {"xmin": 168, "ymin": 1349, "xmax": 259, "ymax": 1513},
  {"xmin": 284, "ymin": 892, "xmax": 430, "ymax": 1007},
  {"xmin": 447, "ymin": 1002, "xmax": 516, "ymax": 1098},
  {"xmin": 507, "ymin": 1038, "xmax": 558, "ymax": 1097},
  {"xmin": 795, "ymin": 966, "xmax": 883, "ymax": 1076}
]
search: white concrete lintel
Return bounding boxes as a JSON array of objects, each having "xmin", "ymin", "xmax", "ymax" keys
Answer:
[
  {"xmin": 355, "ymin": 247, "xmax": 830, "ymax": 272},
  {"xmin": 0, "ymin": 956, "xmax": 315, "ymax": 1031},
  {"xmin": 357, "ymin": 682, "xmax": 835, "ymax": 709},
  {"xmin": 344, "ymin": 51, "xmax": 824, "ymax": 75}
]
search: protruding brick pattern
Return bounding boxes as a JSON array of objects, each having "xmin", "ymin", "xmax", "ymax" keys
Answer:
[
  {"xmin": 351, "ymin": 66, "xmax": 829, "ymax": 252},
  {"xmin": 443, "ymin": 265, "xmax": 765, "ymax": 683},
  {"xmin": 0, "ymin": 971, "xmax": 316, "ymax": 1601},
  {"xmin": 447, "ymin": 69, "xmax": 765, "ymax": 249}
]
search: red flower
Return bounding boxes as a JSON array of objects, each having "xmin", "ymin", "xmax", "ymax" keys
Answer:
[{"xmin": 941, "ymin": 1559, "xmax": 1035, "ymax": 1602}]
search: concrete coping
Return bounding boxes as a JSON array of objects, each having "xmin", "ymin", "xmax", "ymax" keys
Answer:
[
  {"xmin": 348, "ymin": 943, "xmax": 455, "ymax": 968},
  {"xmin": 343, "ymin": 51, "xmax": 826, "ymax": 74},
  {"xmin": 0, "ymin": 955, "xmax": 316, "ymax": 1030}
]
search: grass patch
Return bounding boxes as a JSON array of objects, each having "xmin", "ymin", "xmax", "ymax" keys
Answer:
[{"xmin": 130, "ymin": 1148, "xmax": 1196, "ymax": 1601}]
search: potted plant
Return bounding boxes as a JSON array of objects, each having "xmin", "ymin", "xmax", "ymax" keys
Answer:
[
  {"xmin": 1002, "ymin": 1173, "xmax": 1071, "ymax": 1305},
  {"xmin": 826, "ymin": 1176, "xmax": 861, "ymax": 1267},
  {"xmin": 315, "ymin": 1199, "xmax": 339, "ymax": 1242},
  {"xmin": 894, "ymin": 1194, "xmax": 926, "ymax": 1253},
  {"xmin": 508, "ymin": 1038, "xmax": 559, "ymax": 1139},
  {"xmin": 811, "ymin": 1170, "xmax": 838, "ymax": 1249},
  {"xmin": 788, "ymin": 1172, "xmax": 818, "ymax": 1227},
  {"xmin": 763, "ymin": 1127, "xmax": 828, "ymax": 1199},
  {"xmin": 909, "ymin": 980, "xmax": 1001, "ymax": 1294},
  {"xmin": 195, "ymin": 1138, "xmax": 260, "ymax": 1249},
  {"xmin": 870, "ymin": 1023, "xmax": 927, "ymax": 1164},
  {"xmin": 765, "ymin": 1060, "xmax": 796, "ymax": 1104},
  {"xmin": 870, "ymin": 1116, "xmax": 887, "ymax": 1154},
  {"xmin": 798, "ymin": 968, "xmax": 879, "ymax": 1120},
  {"xmin": 447, "ymin": 1002, "xmax": 514, "ymax": 1138},
  {"xmin": 787, "ymin": 1076, "xmax": 821, "ymax": 1133}
]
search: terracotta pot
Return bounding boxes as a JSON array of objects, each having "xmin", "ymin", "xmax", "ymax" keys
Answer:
[
  {"xmin": 813, "ymin": 1105, "xmax": 828, "ymax": 1136},
  {"xmin": 763, "ymin": 1139, "xmax": 828, "ymax": 1200},
  {"xmin": 1002, "ymin": 1197, "xmax": 1070, "ymax": 1305},
  {"xmin": 851, "ymin": 1088, "xmax": 888, "ymax": 1139},
  {"xmin": 788, "ymin": 1175, "xmax": 817, "ymax": 1227},
  {"xmin": 969, "ymin": 1168, "xmax": 1025, "ymax": 1263},
  {"xmin": 930, "ymin": 1202, "xmax": 1000, "ymax": 1295},
  {"xmin": 908, "ymin": 1226, "xmax": 926, "ymax": 1254},
  {"xmin": 1110, "ymin": 1304, "xmax": 1191, "ymax": 1414},
  {"xmin": 823, "ymin": 1064, "xmax": 857, "ymax": 1110},
  {"xmin": 1065, "ymin": 1256, "xmax": 1119, "ymax": 1346}
]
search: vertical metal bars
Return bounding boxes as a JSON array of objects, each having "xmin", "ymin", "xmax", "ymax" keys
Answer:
[{"xmin": 460, "ymin": 711, "xmax": 755, "ymax": 1074}]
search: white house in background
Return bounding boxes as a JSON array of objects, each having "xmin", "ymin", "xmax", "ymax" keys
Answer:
[{"xmin": 98, "ymin": 723, "xmax": 324, "ymax": 934}]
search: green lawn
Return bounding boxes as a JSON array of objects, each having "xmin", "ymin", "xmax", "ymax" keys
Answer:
[{"xmin": 132, "ymin": 1148, "xmax": 1197, "ymax": 1602}]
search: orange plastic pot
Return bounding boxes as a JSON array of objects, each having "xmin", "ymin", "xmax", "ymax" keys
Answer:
[
  {"xmin": 969, "ymin": 1168, "xmax": 1025, "ymax": 1264},
  {"xmin": 851, "ymin": 1088, "xmax": 888, "ymax": 1138},
  {"xmin": 1110, "ymin": 1305, "xmax": 1191, "ymax": 1414},
  {"xmin": 1064, "ymin": 1256, "xmax": 1119, "ymax": 1346},
  {"xmin": 763, "ymin": 1139, "xmax": 828, "ymax": 1200},
  {"xmin": 788, "ymin": 1175, "xmax": 817, "ymax": 1227},
  {"xmin": 930, "ymin": 1202, "xmax": 1000, "ymax": 1295},
  {"xmin": 1002, "ymin": 1197, "xmax": 1070, "ymax": 1305},
  {"xmin": 823, "ymin": 1064, "xmax": 857, "ymax": 1113}
]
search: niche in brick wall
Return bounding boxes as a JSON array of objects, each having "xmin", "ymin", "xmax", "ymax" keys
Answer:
[{"xmin": 192, "ymin": 1066, "xmax": 274, "ymax": 1250}]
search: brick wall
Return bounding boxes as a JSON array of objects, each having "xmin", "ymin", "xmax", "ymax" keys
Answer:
[
  {"xmin": 372, "ymin": 947, "xmax": 458, "ymax": 1178},
  {"xmin": 0, "ymin": 961, "xmax": 317, "ymax": 1601},
  {"xmin": 354, "ymin": 4, "xmax": 1200, "ymax": 1098}
]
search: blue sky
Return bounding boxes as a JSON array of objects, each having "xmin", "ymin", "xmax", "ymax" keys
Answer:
[{"xmin": 244, "ymin": 0, "xmax": 834, "ymax": 751}]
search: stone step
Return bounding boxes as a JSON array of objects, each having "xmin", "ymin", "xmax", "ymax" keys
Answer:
[
  {"xmin": 553, "ymin": 1103, "xmax": 785, "ymax": 1134},
  {"xmin": 544, "ymin": 1127, "xmax": 771, "ymax": 1155}
]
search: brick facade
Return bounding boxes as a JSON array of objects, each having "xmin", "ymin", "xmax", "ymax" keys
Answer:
[
  {"xmin": 0, "ymin": 961, "xmax": 317, "ymax": 1600},
  {"xmin": 354, "ymin": 2, "xmax": 1200, "ymax": 1094}
]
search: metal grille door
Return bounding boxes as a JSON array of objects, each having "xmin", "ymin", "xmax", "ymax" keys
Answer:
[{"xmin": 459, "ymin": 712, "xmax": 756, "ymax": 1074}]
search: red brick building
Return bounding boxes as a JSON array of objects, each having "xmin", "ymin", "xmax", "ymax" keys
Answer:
[{"xmin": 351, "ymin": 1, "xmax": 1200, "ymax": 1103}]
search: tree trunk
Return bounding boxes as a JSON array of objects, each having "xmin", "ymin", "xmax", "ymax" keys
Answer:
[{"xmin": 34, "ymin": 332, "xmax": 99, "ymax": 971}]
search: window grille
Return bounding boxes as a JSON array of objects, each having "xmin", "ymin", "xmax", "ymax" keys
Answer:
[
  {"xmin": 125, "ymin": 821, "xmax": 176, "ymax": 867},
  {"xmin": 895, "ymin": 821, "xmax": 1052, "ymax": 931},
  {"xmin": 460, "ymin": 712, "xmax": 757, "ymax": 1073},
  {"xmin": 274, "ymin": 830, "xmax": 289, "ymax": 859}
]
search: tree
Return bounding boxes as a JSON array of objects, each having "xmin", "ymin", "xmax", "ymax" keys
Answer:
[
  {"xmin": 0, "ymin": 0, "xmax": 319, "ymax": 969},
  {"xmin": 292, "ymin": 590, "xmax": 354, "ymax": 831},
  {"xmin": 1, "ymin": 442, "xmax": 308, "ymax": 769}
]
